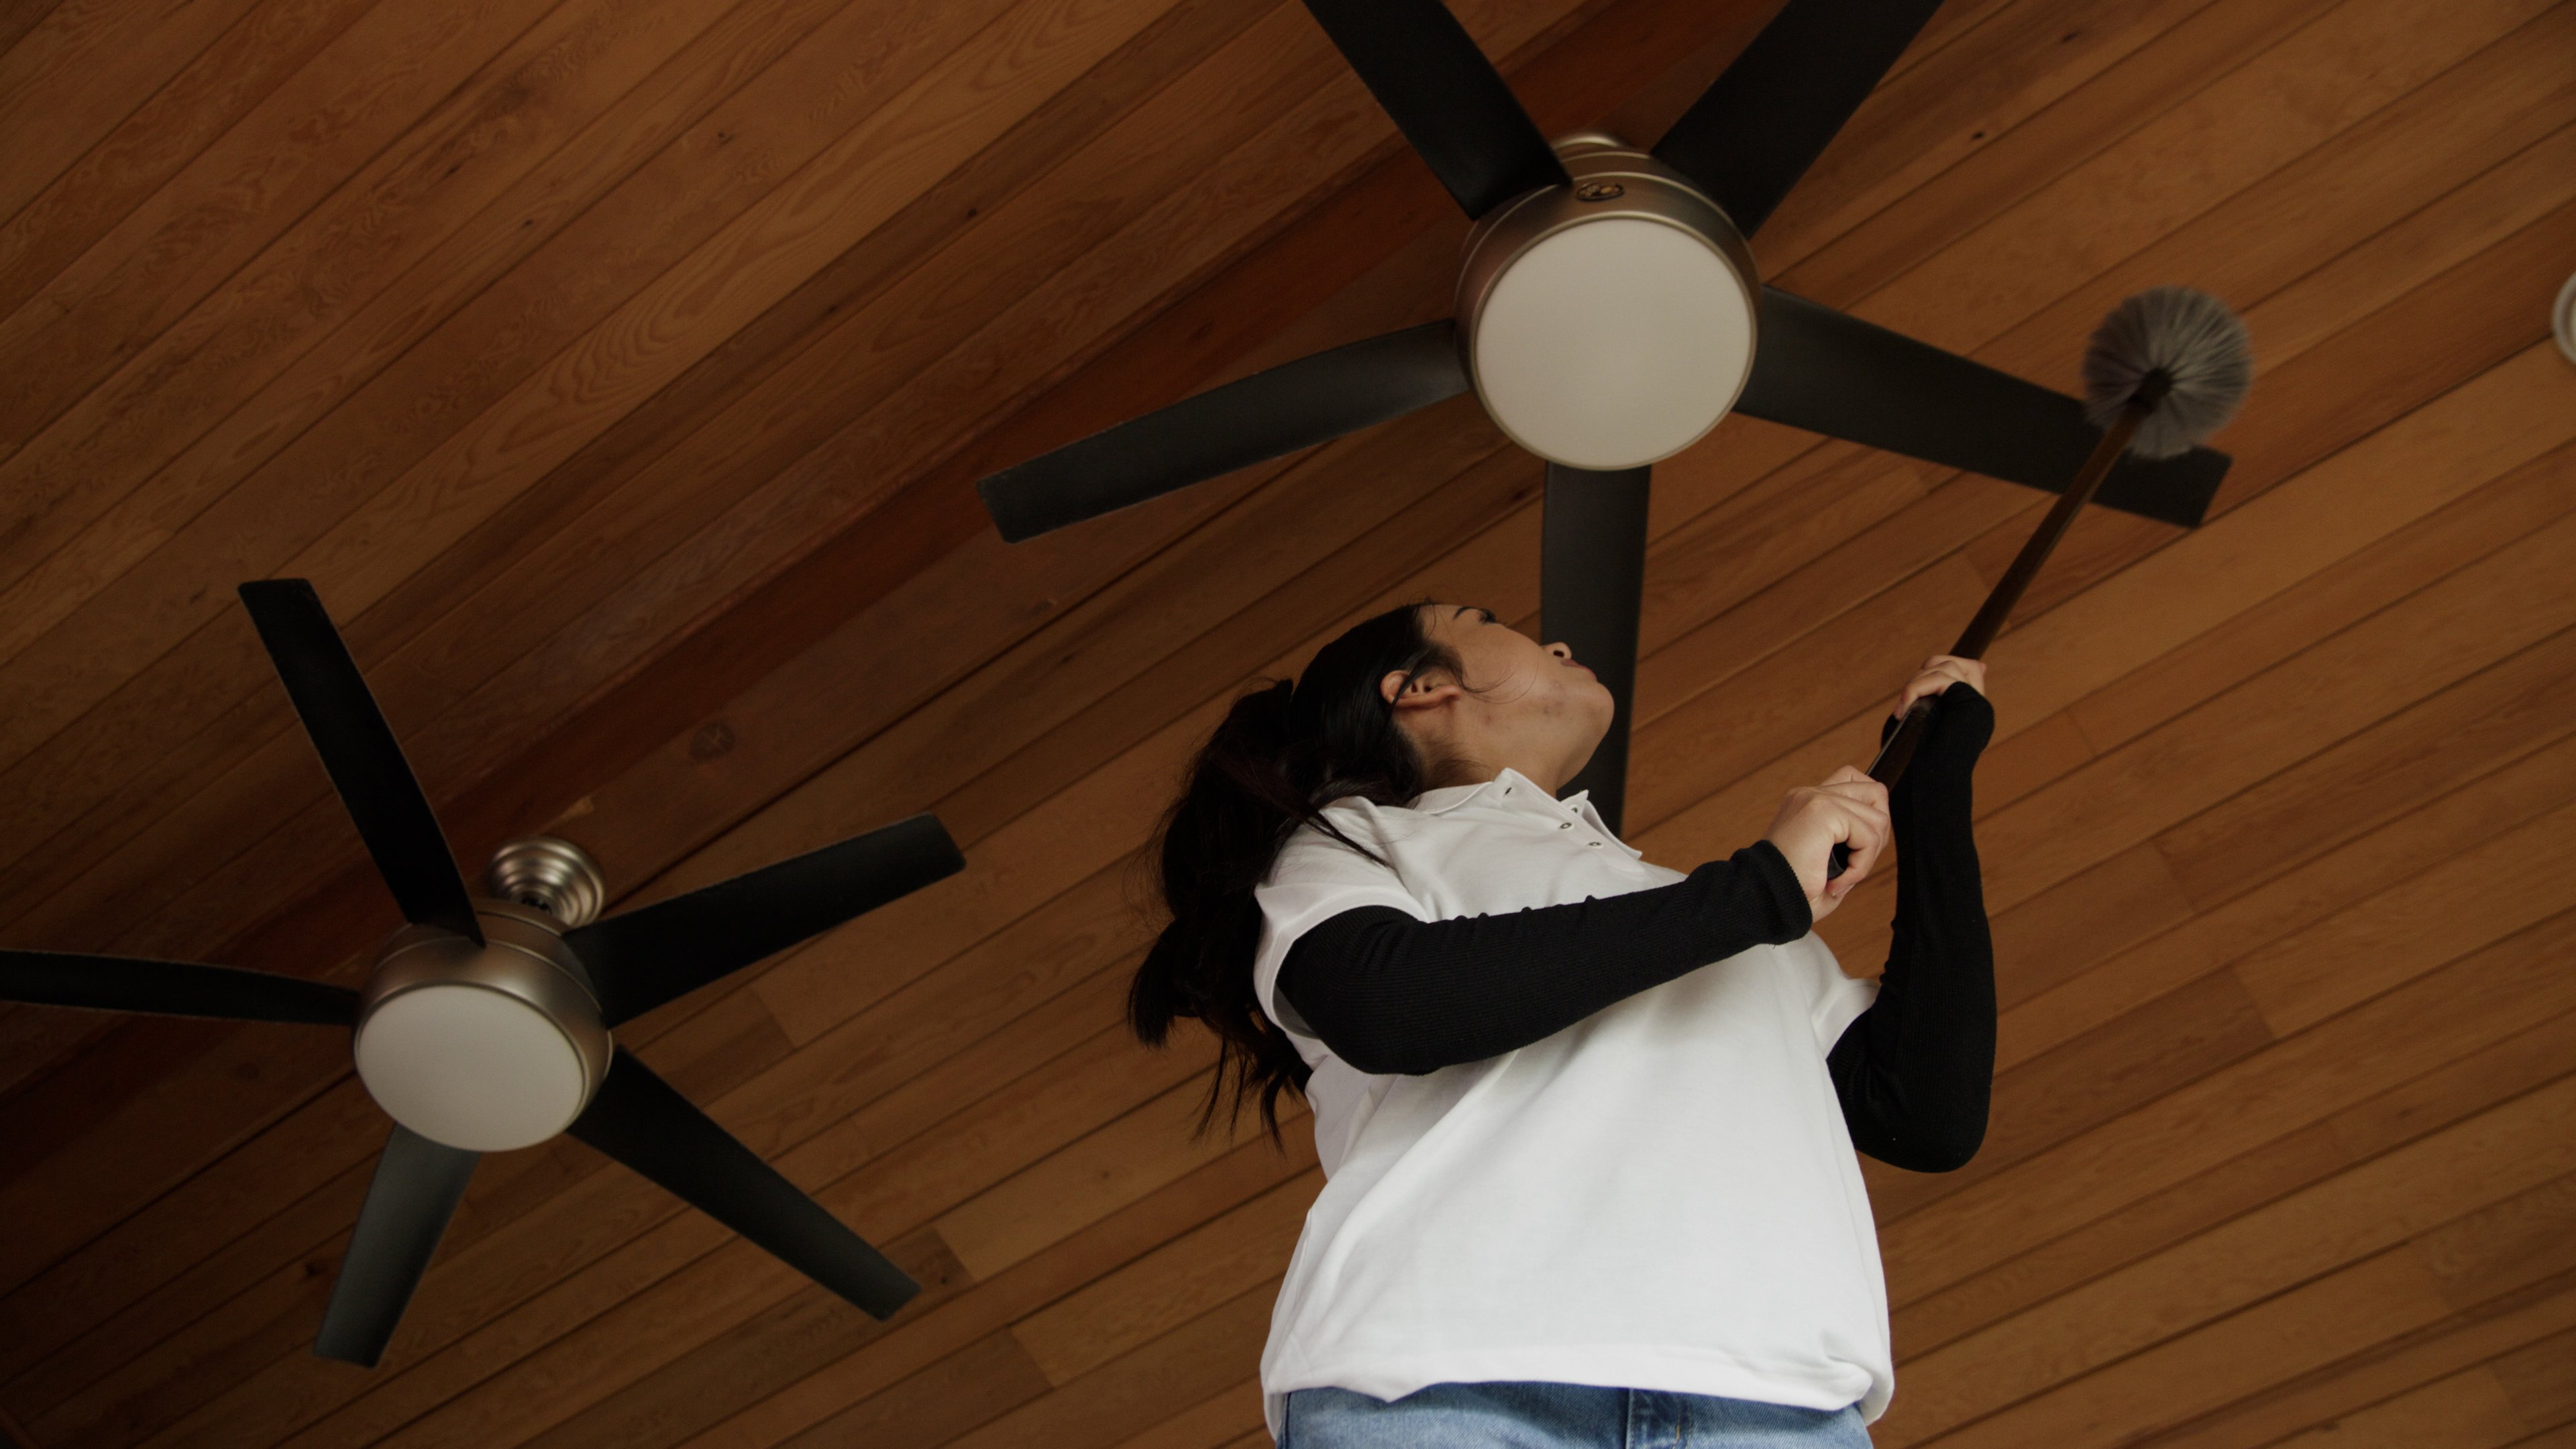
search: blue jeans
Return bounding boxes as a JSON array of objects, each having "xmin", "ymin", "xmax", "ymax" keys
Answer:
[{"xmin": 1281, "ymin": 1381, "xmax": 1872, "ymax": 1449}]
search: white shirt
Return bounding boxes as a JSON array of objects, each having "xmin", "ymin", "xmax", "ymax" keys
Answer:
[{"xmin": 1250, "ymin": 767, "xmax": 1890, "ymax": 1438}]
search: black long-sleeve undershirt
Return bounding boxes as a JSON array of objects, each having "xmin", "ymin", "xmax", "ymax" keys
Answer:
[{"xmin": 1275, "ymin": 682, "xmax": 1997, "ymax": 1173}]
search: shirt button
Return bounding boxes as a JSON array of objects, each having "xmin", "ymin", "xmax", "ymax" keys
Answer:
[
  {"xmin": 1587, "ymin": 840, "xmax": 1603, "ymax": 847},
  {"xmin": 1558, "ymin": 821, "xmax": 1571, "ymax": 830}
]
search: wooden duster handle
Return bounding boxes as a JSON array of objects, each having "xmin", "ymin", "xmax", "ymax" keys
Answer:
[{"xmin": 1825, "ymin": 378, "xmax": 2166, "ymax": 881}]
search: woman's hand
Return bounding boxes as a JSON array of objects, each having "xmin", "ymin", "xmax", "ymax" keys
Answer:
[
  {"xmin": 1764, "ymin": 767, "xmax": 1891, "ymax": 922},
  {"xmin": 1892, "ymin": 655, "xmax": 1987, "ymax": 722}
]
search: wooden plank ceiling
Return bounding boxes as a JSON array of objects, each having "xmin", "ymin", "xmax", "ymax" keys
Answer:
[{"xmin": 1, "ymin": 0, "xmax": 2571, "ymax": 1442}]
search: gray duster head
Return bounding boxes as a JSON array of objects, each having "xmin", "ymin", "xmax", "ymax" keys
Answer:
[{"xmin": 2082, "ymin": 286, "xmax": 2253, "ymax": 459}]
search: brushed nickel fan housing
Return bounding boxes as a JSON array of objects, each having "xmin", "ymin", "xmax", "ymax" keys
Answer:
[
  {"xmin": 1455, "ymin": 133, "xmax": 1762, "ymax": 472},
  {"xmin": 351, "ymin": 840, "xmax": 613, "ymax": 1153}
]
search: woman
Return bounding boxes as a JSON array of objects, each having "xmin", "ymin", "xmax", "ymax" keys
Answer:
[{"xmin": 1131, "ymin": 600, "xmax": 1996, "ymax": 1447}]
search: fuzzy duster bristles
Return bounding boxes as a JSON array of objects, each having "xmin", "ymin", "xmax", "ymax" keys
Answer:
[{"xmin": 2082, "ymin": 286, "xmax": 2253, "ymax": 459}]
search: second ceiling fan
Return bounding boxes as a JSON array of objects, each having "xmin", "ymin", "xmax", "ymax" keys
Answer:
[{"xmin": 975, "ymin": 0, "xmax": 2234, "ymax": 830}]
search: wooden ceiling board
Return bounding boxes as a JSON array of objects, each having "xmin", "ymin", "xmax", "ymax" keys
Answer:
[{"xmin": 3, "ymin": 0, "xmax": 2573, "ymax": 1442}]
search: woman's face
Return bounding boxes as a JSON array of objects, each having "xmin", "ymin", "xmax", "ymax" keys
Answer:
[{"xmin": 1381, "ymin": 603, "xmax": 1617, "ymax": 791}]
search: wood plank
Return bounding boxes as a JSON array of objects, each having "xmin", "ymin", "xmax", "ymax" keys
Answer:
[
  {"xmin": 623, "ymin": 398, "xmax": 1510, "ymax": 913},
  {"xmin": 502, "ymin": 1235, "xmax": 982, "ymax": 1449},
  {"xmin": 1858, "ymin": 0, "xmax": 2557, "ymax": 354},
  {"xmin": 667, "ymin": 1113, "xmax": 1313, "ymax": 1449},
  {"xmin": 2155, "ymin": 606, "xmax": 2576, "ymax": 912},
  {"xmin": 1776, "ymin": 0, "xmax": 2334, "ymax": 303},
  {"xmin": 936, "ymin": 1076, "xmax": 1309, "ymax": 1283},
  {"xmin": 2072, "ymin": 436, "xmax": 2576, "ymax": 761},
  {"xmin": 1896, "ymin": 1010, "xmax": 2576, "ymax": 1357},
  {"xmin": 0, "ymin": 0, "xmax": 268, "ymax": 225},
  {"xmin": 0, "ymin": 0, "xmax": 378, "ymax": 323},
  {"xmin": 0, "ymin": 0, "xmax": 575, "ymax": 460},
  {"xmin": 2002, "ymin": 710, "xmax": 2576, "ymax": 1074},
  {"xmin": 1629, "ymin": 555, "xmax": 1998, "ymax": 828},
  {"xmin": 2262, "ymin": 1367, "xmax": 2533, "ymax": 1449},
  {"xmin": 2233, "ymin": 794, "xmax": 2576, "ymax": 1035},
  {"xmin": 1880, "ymin": 1073, "xmax": 2576, "ymax": 1442},
  {"xmin": 946, "ymin": 1282, "xmax": 1277, "ymax": 1449},
  {"xmin": 1912, "ymin": 1248, "xmax": 2457, "ymax": 1449},
  {"xmin": 2141, "ymin": 1276, "xmax": 2576, "ymax": 1449},
  {"xmin": 1633, "ymin": 341, "xmax": 2576, "ymax": 877},
  {"xmin": 1113, "ymin": 1380, "xmax": 1267, "ymax": 1449},
  {"xmin": 1751, "ymin": 0, "xmax": 2229, "ymax": 276},
  {"xmin": 759, "ymin": 1330, "xmax": 1055, "ymax": 1449},
  {"xmin": 2418, "ymin": 1173, "xmax": 2576, "ymax": 1313},
  {"xmin": 1970, "ymin": 9, "xmax": 2576, "ymax": 395},
  {"xmin": 0, "ymin": 0, "xmax": 69, "ymax": 57},
  {"xmin": 1878, "ymin": 908, "xmax": 2576, "ymax": 1303},
  {"xmin": 1011, "ymin": 1169, "xmax": 1315, "ymax": 1383},
  {"xmin": 2493, "ymin": 1327, "xmax": 2576, "ymax": 1437},
  {"xmin": 1947, "ymin": 173, "xmax": 2576, "ymax": 629},
  {"xmin": 1862, "ymin": 965, "xmax": 2275, "ymax": 1224},
  {"xmin": 1976, "ymin": 474, "xmax": 2576, "ymax": 913}
]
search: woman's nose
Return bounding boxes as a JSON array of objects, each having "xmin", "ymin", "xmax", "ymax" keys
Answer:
[{"xmin": 1546, "ymin": 642, "xmax": 1572, "ymax": 660}]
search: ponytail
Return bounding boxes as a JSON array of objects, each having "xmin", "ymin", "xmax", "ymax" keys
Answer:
[{"xmin": 1130, "ymin": 602, "xmax": 1458, "ymax": 1145}]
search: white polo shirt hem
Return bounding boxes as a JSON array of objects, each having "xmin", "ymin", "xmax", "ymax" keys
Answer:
[{"xmin": 1264, "ymin": 1340, "xmax": 1880, "ymax": 1434}]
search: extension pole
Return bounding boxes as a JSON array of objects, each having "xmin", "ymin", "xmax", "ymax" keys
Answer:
[{"xmin": 1826, "ymin": 372, "xmax": 2169, "ymax": 878}]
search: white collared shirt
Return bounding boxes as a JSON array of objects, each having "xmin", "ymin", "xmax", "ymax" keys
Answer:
[{"xmin": 1250, "ymin": 767, "xmax": 1888, "ymax": 1433}]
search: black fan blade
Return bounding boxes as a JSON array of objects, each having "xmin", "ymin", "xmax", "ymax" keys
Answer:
[
  {"xmin": 313, "ymin": 1125, "xmax": 478, "ymax": 1366},
  {"xmin": 978, "ymin": 323, "xmax": 1470, "ymax": 543},
  {"xmin": 239, "ymin": 580, "xmax": 482, "ymax": 945},
  {"xmin": 1735, "ymin": 288, "xmax": 2229, "ymax": 527},
  {"xmin": 1303, "ymin": 0, "xmax": 1568, "ymax": 218},
  {"xmin": 567, "ymin": 814, "xmax": 963, "ymax": 1027},
  {"xmin": 1652, "ymin": 0, "xmax": 1945, "ymax": 235},
  {"xmin": 570, "ymin": 1047, "xmax": 918, "ymax": 1318},
  {"xmin": 1543, "ymin": 463, "xmax": 1653, "ymax": 837},
  {"xmin": 1, "ymin": 949, "xmax": 358, "ymax": 1024}
]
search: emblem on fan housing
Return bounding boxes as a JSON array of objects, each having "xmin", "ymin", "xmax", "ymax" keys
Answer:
[
  {"xmin": 1455, "ymin": 133, "xmax": 1760, "ymax": 471},
  {"xmin": 351, "ymin": 843, "xmax": 614, "ymax": 1153}
]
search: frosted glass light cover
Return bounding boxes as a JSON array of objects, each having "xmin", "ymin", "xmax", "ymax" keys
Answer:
[
  {"xmin": 1471, "ymin": 217, "xmax": 1756, "ymax": 469},
  {"xmin": 355, "ymin": 983, "xmax": 590, "ymax": 1151}
]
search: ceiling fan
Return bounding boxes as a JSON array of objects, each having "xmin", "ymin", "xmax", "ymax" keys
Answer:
[
  {"xmin": 0, "ymin": 580, "xmax": 965, "ymax": 1366},
  {"xmin": 974, "ymin": 0, "xmax": 2235, "ymax": 830}
]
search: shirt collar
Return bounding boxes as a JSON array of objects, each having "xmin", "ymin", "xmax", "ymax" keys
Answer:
[
  {"xmin": 1410, "ymin": 765, "xmax": 1523, "ymax": 814},
  {"xmin": 1409, "ymin": 767, "xmax": 1643, "ymax": 857}
]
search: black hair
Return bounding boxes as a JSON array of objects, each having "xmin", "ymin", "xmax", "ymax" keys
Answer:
[{"xmin": 1127, "ymin": 600, "xmax": 1464, "ymax": 1146}]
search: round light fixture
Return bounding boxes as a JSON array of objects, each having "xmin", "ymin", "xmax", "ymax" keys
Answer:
[
  {"xmin": 1456, "ymin": 136, "xmax": 1759, "ymax": 470},
  {"xmin": 2555, "ymin": 270, "xmax": 2575, "ymax": 367},
  {"xmin": 352, "ymin": 905, "xmax": 611, "ymax": 1151},
  {"xmin": 356, "ymin": 983, "xmax": 592, "ymax": 1150}
]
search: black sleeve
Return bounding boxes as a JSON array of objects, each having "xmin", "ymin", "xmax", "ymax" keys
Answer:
[
  {"xmin": 1272, "ymin": 843, "xmax": 1811, "ymax": 1076},
  {"xmin": 1825, "ymin": 681, "xmax": 1998, "ymax": 1173}
]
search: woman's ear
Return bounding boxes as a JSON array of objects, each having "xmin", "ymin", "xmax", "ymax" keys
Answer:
[{"xmin": 1383, "ymin": 668, "xmax": 1464, "ymax": 712}]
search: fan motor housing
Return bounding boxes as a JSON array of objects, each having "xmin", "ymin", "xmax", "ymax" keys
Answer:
[
  {"xmin": 1455, "ymin": 134, "xmax": 1761, "ymax": 472},
  {"xmin": 352, "ymin": 901, "xmax": 611, "ymax": 1152}
]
